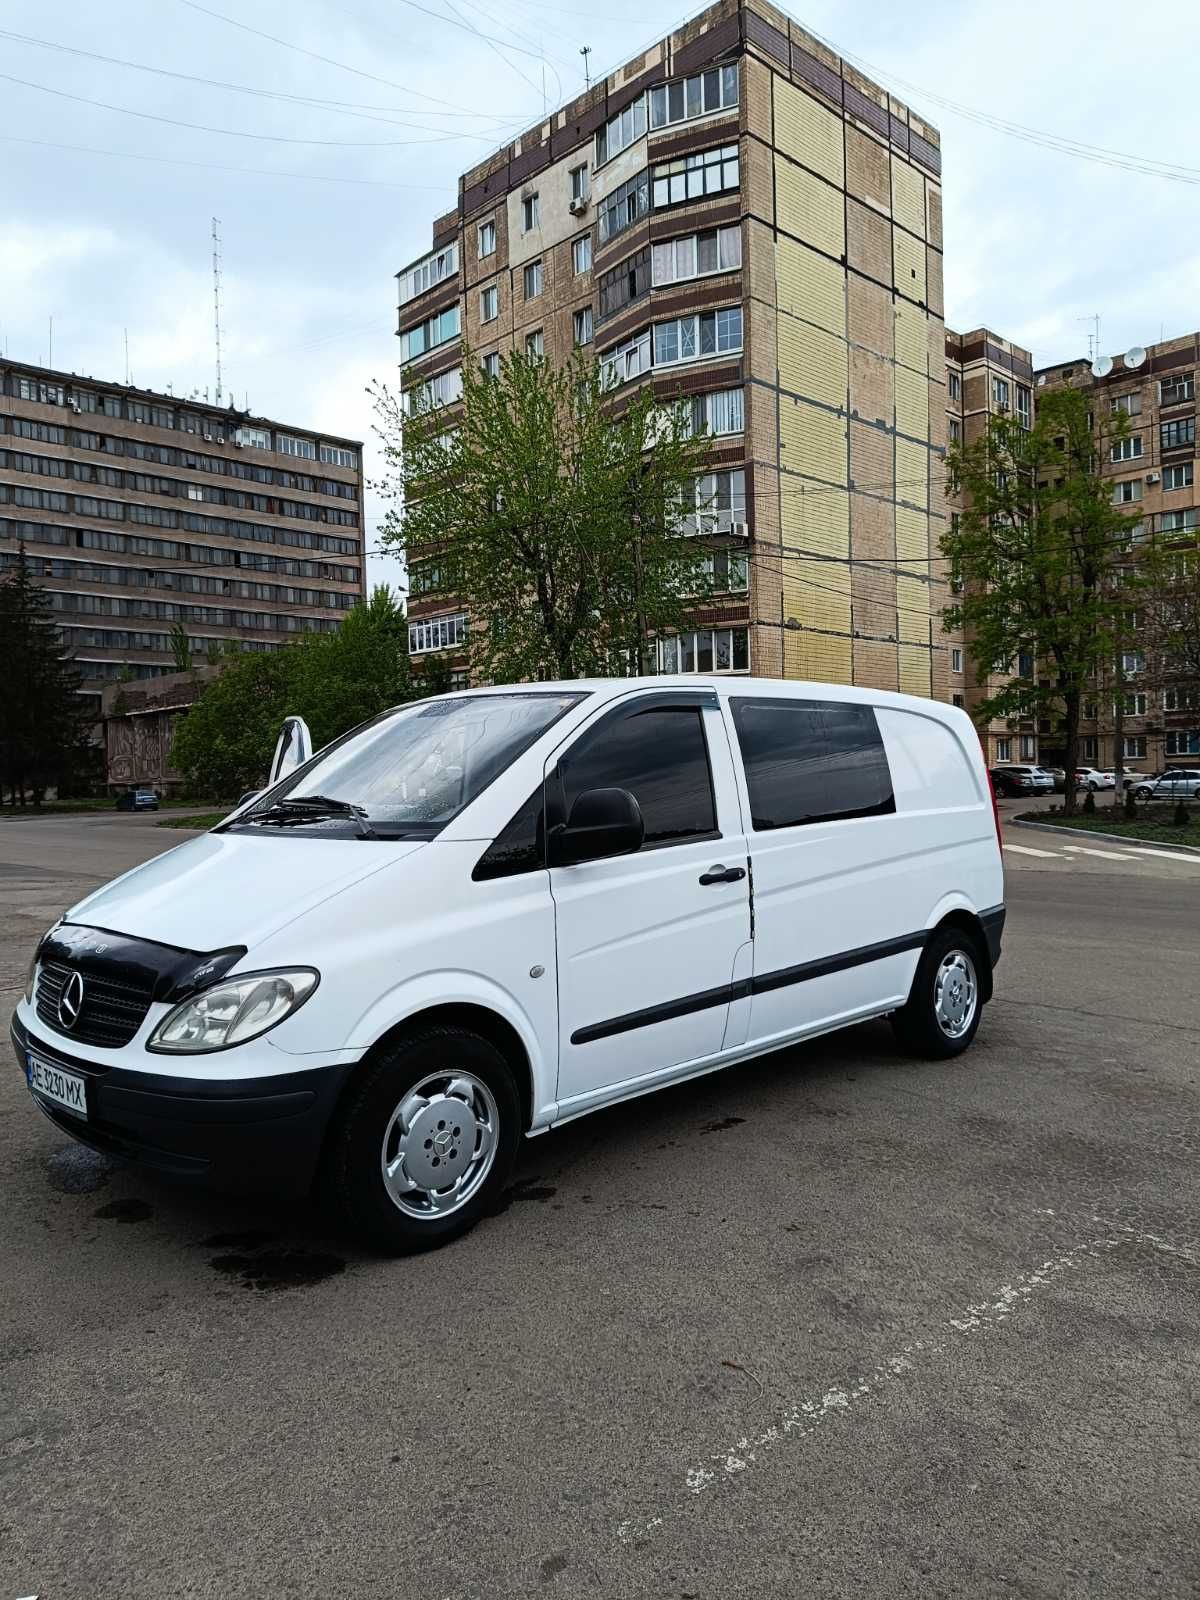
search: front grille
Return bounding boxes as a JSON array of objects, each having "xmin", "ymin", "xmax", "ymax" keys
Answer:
[{"xmin": 36, "ymin": 960, "xmax": 155, "ymax": 1048}]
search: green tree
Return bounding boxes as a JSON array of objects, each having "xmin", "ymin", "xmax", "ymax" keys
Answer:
[
  {"xmin": 169, "ymin": 649, "xmax": 292, "ymax": 800},
  {"xmin": 374, "ymin": 348, "xmax": 717, "ymax": 682},
  {"xmin": 168, "ymin": 620, "xmax": 192, "ymax": 673},
  {"xmin": 285, "ymin": 585, "xmax": 413, "ymax": 748},
  {"xmin": 942, "ymin": 388, "xmax": 1140, "ymax": 814},
  {"xmin": 0, "ymin": 547, "xmax": 96, "ymax": 806}
]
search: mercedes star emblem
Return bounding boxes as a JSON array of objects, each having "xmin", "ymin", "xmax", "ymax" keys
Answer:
[{"xmin": 58, "ymin": 970, "xmax": 85, "ymax": 1031}]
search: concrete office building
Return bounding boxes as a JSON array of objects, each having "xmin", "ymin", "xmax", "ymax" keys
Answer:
[
  {"xmin": 396, "ymin": 0, "xmax": 955, "ymax": 699},
  {"xmin": 0, "ymin": 359, "xmax": 366, "ymax": 725},
  {"xmin": 1037, "ymin": 333, "xmax": 1199, "ymax": 774}
]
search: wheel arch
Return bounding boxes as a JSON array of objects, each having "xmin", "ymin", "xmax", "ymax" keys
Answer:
[{"xmin": 929, "ymin": 907, "xmax": 994, "ymax": 1002}]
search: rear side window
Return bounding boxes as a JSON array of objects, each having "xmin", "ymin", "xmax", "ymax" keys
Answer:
[
  {"xmin": 559, "ymin": 705, "xmax": 717, "ymax": 848},
  {"xmin": 731, "ymin": 698, "xmax": 895, "ymax": 830}
]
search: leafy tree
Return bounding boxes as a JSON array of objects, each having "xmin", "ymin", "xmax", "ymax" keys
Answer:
[
  {"xmin": 0, "ymin": 547, "xmax": 97, "ymax": 806},
  {"xmin": 1139, "ymin": 544, "xmax": 1200, "ymax": 698},
  {"xmin": 942, "ymin": 388, "xmax": 1140, "ymax": 813},
  {"xmin": 168, "ymin": 620, "xmax": 192, "ymax": 673},
  {"xmin": 285, "ymin": 585, "xmax": 412, "ymax": 748},
  {"xmin": 169, "ymin": 650, "xmax": 292, "ymax": 800},
  {"xmin": 374, "ymin": 348, "xmax": 717, "ymax": 682}
]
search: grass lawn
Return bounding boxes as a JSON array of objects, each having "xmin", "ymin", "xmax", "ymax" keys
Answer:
[
  {"xmin": 1, "ymin": 797, "xmax": 122, "ymax": 817},
  {"xmin": 1016, "ymin": 806, "xmax": 1200, "ymax": 847},
  {"xmin": 157, "ymin": 812, "xmax": 227, "ymax": 830}
]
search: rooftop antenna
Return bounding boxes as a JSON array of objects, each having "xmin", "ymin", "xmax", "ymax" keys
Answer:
[
  {"xmin": 1078, "ymin": 312, "xmax": 1101, "ymax": 366},
  {"xmin": 211, "ymin": 216, "xmax": 224, "ymax": 407},
  {"xmin": 580, "ymin": 44, "xmax": 592, "ymax": 88},
  {"xmin": 48, "ymin": 315, "xmax": 53, "ymax": 369},
  {"xmin": 123, "ymin": 328, "xmax": 130, "ymax": 386}
]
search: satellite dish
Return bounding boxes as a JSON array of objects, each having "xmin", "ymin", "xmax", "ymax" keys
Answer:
[
  {"xmin": 1091, "ymin": 355, "xmax": 1114, "ymax": 377},
  {"xmin": 1124, "ymin": 346, "xmax": 1146, "ymax": 370}
]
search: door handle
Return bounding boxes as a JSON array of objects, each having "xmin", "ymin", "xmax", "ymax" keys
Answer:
[{"xmin": 698, "ymin": 864, "xmax": 746, "ymax": 886}]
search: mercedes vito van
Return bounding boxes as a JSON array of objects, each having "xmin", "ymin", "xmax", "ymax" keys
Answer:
[{"xmin": 13, "ymin": 678, "xmax": 1004, "ymax": 1252}]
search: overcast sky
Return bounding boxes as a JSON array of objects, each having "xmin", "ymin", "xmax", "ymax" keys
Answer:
[{"xmin": 3, "ymin": 0, "xmax": 1197, "ymax": 594}]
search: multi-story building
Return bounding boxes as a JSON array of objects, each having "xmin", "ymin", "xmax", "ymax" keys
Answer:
[
  {"xmin": 1038, "ymin": 332, "xmax": 1199, "ymax": 773},
  {"xmin": 397, "ymin": 0, "xmax": 954, "ymax": 700},
  {"xmin": 0, "ymin": 359, "xmax": 366, "ymax": 726},
  {"xmin": 944, "ymin": 326, "xmax": 1037, "ymax": 765}
]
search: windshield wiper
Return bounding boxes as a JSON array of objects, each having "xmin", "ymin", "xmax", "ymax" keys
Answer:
[{"xmin": 244, "ymin": 794, "xmax": 379, "ymax": 840}]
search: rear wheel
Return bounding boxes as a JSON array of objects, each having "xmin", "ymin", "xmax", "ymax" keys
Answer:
[
  {"xmin": 891, "ymin": 927, "xmax": 984, "ymax": 1060},
  {"xmin": 327, "ymin": 1026, "xmax": 520, "ymax": 1253}
]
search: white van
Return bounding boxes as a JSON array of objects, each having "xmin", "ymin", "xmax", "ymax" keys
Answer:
[{"xmin": 13, "ymin": 678, "xmax": 1004, "ymax": 1252}]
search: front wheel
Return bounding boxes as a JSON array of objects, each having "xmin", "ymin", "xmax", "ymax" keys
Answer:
[
  {"xmin": 1135, "ymin": 786, "xmax": 1152, "ymax": 800},
  {"xmin": 891, "ymin": 928, "xmax": 984, "ymax": 1060},
  {"xmin": 326, "ymin": 1026, "xmax": 520, "ymax": 1253},
  {"xmin": 1088, "ymin": 781, "xmax": 1099, "ymax": 792}
]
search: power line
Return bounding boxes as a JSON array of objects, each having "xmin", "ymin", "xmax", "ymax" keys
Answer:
[{"xmin": 0, "ymin": 71, "xmax": 500, "ymax": 148}]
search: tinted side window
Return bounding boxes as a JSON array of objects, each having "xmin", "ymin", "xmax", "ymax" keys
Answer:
[
  {"xmin": 559, "ymin": 706, "xmax": 716, "ymax": 848},
  {"xmin": 731, "ymin": 698, "xmax": 894, "ymax": 829},
  {"xmin": 473, "ymin": 785, "xmax": 544, "ymax": 880}
]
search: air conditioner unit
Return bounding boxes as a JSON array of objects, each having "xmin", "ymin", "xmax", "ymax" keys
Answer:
[
  {"xmin": 568, "ymin": 196, "xmax": 589, "ymax": 216},
  {"xmin": 203, "ymin": 433, "xmax": 214, "ymax": 442},
  {"xmin": 69, "ymin": 400, "xmax": 81, "ymax": 414},
  {"xmin": 1145, "ymin": 471, "xmax": 1160, "ymax": 483},
  {"xmin": 234, "ymin": 439, "xmax": 244, "ymax": 448},
  {"xmin": 730, "ymin": 520, "xmax": 750, "ymax": 538}
]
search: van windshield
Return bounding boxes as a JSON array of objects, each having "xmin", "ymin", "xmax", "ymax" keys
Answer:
[{"xmin": 229, "ymin": 692, "xmax": 586, "ymax": 841}]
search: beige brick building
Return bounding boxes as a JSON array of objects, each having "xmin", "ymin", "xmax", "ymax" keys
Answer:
[
  {"xmin": 1037, "ymin": 333, "xmax": 1200, "ymax": 776},
  {"xmin": 0, "ymin": 360, "xmax": 366, "ymax": 726},
  {"xmin": 397, "ymin": 0, "xmax": 955, "ymax": 699}
]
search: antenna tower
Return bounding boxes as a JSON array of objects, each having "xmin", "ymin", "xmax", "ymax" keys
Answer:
[{"xmin": 211, "ymin": 216, "xmax": 224, "ymax": 407}]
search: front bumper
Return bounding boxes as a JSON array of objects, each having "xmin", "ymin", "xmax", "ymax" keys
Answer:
[{"xmin": 11, "ymin": 1012, "xmax": 354, "ymax": 1196}]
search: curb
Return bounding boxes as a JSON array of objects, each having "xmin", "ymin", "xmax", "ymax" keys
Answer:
[{"xmin": 1010, "ymin": 817, "xmax": 1200, "ymax": 857}]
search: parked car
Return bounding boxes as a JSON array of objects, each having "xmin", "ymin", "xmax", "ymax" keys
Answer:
[
  {"xmin": 1039, "ymin": 766, "xmax": 1069, "ymax": 793},
  {"xmin": 1129, "ymin": 769, "xmax": 1200, "ymax": 802},
  {"xmin": 1074, "ymin": 768, "xmax": 1116, "ymax": 792},
  {"xmin": 989, "ymin": 764, "xmax": 1055, "ymax": 797},
  {"xmin": 15, "ymin": 680, "xmax": 1005, "ymax": 1253},
  {"xmin": 114, "ymin": 788, "xmax": 159, "ymax": 812}
]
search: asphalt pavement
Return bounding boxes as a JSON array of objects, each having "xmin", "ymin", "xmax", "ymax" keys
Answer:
[{"xmin": 1, "ymin": 811, "xmax": 1196, "ymax": 1599}]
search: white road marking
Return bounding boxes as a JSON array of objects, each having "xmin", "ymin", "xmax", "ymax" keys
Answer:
[
  {"xmin": 1003, "ymin": 843, "xmax": 1063, "ymax": 858},
  {"xmin": 1129, "ymin": 847, "xmax": 1200, "ymax": 866},
  {"xmin": 614, "ymin": 1223, "xmax": 1196, "ymax": 1545},
  {"xmin": 1060, "ymin": 845, "xmax": 1136, "ymax": 860}
]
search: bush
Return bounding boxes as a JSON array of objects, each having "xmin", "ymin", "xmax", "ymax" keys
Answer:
[
  {"xmin": 1082, "ymin": 789, "xmax": 1096, "ymax": 814},
  {"xmin": 1172, "ymin": 801, "xmax": 1190, "ymax": 828}
]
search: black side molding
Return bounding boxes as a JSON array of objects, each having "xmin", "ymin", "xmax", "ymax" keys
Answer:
[{"xmin": 979, "ymin": 905, "xmax": 1005, "ymax": 969}]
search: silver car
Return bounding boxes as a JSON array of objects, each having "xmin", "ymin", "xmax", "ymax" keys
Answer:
[{"xmin": 1131, "ymin": 769, "xmax": 1200, "ymax": 802}]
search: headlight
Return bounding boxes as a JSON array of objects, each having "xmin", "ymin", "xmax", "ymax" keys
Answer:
[{"xmin": 148, "ymin": 968, "xmax": 319, "ymax": 1054}]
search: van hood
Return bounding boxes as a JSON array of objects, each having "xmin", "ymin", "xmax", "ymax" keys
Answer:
[{"xmin": 64, "ymin": 831, "xmax": 425, "ymax": 953}]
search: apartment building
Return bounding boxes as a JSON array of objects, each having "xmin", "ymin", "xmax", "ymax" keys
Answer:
[
  {"xmin": 943, "ymin": 326, "xmax": 1037, "ymax": 765},
  {"xmin": 396, "ymin": 0, "xmax": 953, "ymax": 698},
  {"xmin": 0, "ymin": 360, "xmax": 366, "ymax": 725},
  {"xmin": 1038, "ymin": 332, "xmax": 1199, "ymax": 773}
]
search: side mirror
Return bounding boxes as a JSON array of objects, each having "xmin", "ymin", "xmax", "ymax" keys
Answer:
[
  {"xmin": 269, "ymin": 715, "xmax": 313, "ymax": 784},
  {"xmin": 549, "ymin": 787, "xmax": 644, "ymax": 867}
]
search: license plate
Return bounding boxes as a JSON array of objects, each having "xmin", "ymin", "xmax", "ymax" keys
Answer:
[{"xmin": 27, "ymin": 1053, "xmax": 88, "ymax": 1120}]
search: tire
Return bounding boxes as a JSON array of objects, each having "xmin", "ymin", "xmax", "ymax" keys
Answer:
[
  {"xmin": 326, "ymin": 1025, "xmax": 521, "ymax": 1253},
  {"xmin": 1135, "ymin": 786, "xmax": 1151, "ymax": 800},
  {"xmin": 891, "ymin": 926, "xmax": 985, "ymax": 1061},
  {"xmin": 1088, "ymin": 781, "xmax": 1098, "ymax": 792}
]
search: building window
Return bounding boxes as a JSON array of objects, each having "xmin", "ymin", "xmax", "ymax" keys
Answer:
[
  {"xmin": 523, "ymin": 260, "xmax": 543, "ymax": 300},
  {"xmin": 319, "ymin": 444, "xmax": 358, "ymax": 468},
  {"xmin": 1015, "ymin": 385, "xmax": 1031, "ymax": 427},
  {"xmin": 1122, "ymin": 650, "xmax": 1144, "ymax": 675},
  {"xmin": 1019, "ymin": 735, "xmax": 1036, "ymax": 760},
  {"xmin": 398, "ymin": 242, "xmax": 458, "ymax": 306},
  {"xmin": 657, "ymin": 627, "xmax": 749, "ymax": 674},
  {"xmin": 948, "ymin": 418, "xmax": 961, "ymax": 444},
  {"xmin": 277, "ymin": 433, "xmax": 317, "ymax": 460},
  {"xmin": 1159, "ymin": 374, "xmax": 1194, "ymax": 405},
  {"xmin": 698, "ymin": 548, "xmax": 748, "ymax": 592},
  {"xmin": 1164, "ymin": 687, "xmax": 1199, "ymax": 712},
  {"xmin": 991, "ymin": 376, "xmax": 1010, "ymax": 410},
  {"xmin": 1112, "ymin": 479, "xmax": 1142, "ymax": 505},
  {"xmin": 688, "ymin": 388, "xmax": 744, "ymax": 437},
  {"xmin": 16, "ymin": 377, "xmax": 66, "ymax": 405},
  {"xmin": 1079, "ymin": 736, "xmax": 1097, "ymax": 762},
  {"xmin": 480, "ymin": 352, "xmax": 500, "ymax": 379},
  {"xmin": 649, "ymin": 63, "xmax": 739, "ymax": 130},
  {"xmin": 948, "ymin": 371, "xmax": 961, "ymax": 401},
  {"xmin": 1123, "ymin": 735, "xmax": 1146, "ymax": 760},
  {"xmin": 678, "ymin": 469, "xmax": 746, "ymax": 535},
  {"xmin": 951, "ymin": 647, "xmax": 963, "ymax": 673},
  {"xmin": 651, "ymin": 224, "xmax": 740, "ymax": 286},
  {"xmin": 597, "ymin": 171, "xmax": 650, "ymax": 244},
  {"xmin": 479, "ymin": 284, "xmax": 498, "ymax": 322},
  {"xmin": 573, "ymin": 307, "xmax": 593, "ymax": 346},
  {"xmin": 408, "ymin": 613, "xmax": 466, "ymax": 654},
  {"xmin": 399, "ymin": 304, "xmax": 461, "ymax": 364},
  {"xmin": 1166, "ymin": 731, "xmax": 1200, "ymax": 755},
  {"xmin": 1161, "ymin": 508, "xmax": 1199, "ymax": 537},
  {"xmin": 71, "ymin": 389, "xmax": 97, "ymax": 413},
  {"xmin": 599, "ymin": 328, "xmax": 651, "ymax": 387},
  {"xmin": 1161, "ymin": 417, "xmax": 1196, "ymax": 451},
  {"xmin": 952, "ymin": 693, "xmax": 965, "ymax": 708},
  {"xmin": 402, "ymin": 366, "xmax": 464, "ymax": 416},
  {"xmin": 525, "ymin": 329, "xmax": 544, "ymax": 361},
  {"xmin": 477, "ymin": 218, "xmax": 496, "ymax": 258},
  {"xmin": 994, "ymin": 737, "xmax": 1012, "ymax": 762},
  {"xmin": 570, "ymin": 163, "xmax": 589, "ymax": 202},
  {"xmin": 1163, "ymin": 463, "xmax": 1194, "ymax": 491},
  {"xmin": 651, "ymin": 144, "xmax": 739, "ymax": 209},
  {"xmin": 595, "ymin": 94, "xmax": 647, "ymax": 166},
  {"xmin": 1110, "ymin": 392, "xmax": 1141, "ymax": 416},
  {"xmin": 572, "ymin": 235, "xmax": 592, "ymax": 274},
  {"xmin": 596, "ymin": 247, "xmax": 650, "ymax": 322},
  {"xmin": 522, "ymin": 193, "xmax": 540, "ymax": 232},
  {"xmin": 653, "ymin": 307, "xmax": 742, "ymax": 366},
  {"xmin": 235, "ymin": 425, "xmax": 271, "ymax": 449},
  {"xmin": 1110, "ymin": 435, "xmax": 1143, "ymax": 462},
  {"xmin": 1083, "ymin": 700, "xmax": 1098, "ymax": 720},
  {"xmin": 1121, "ymin": 692, "xmax": 1148, "ymax": 716}
]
